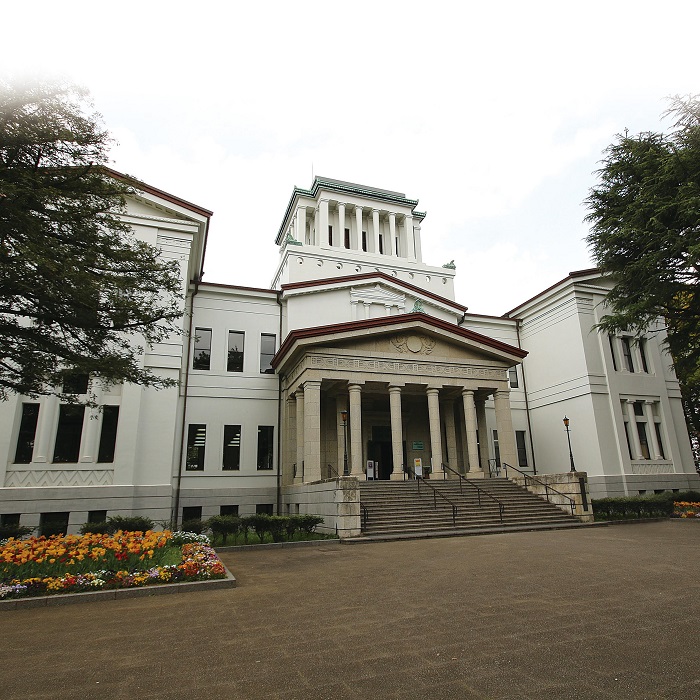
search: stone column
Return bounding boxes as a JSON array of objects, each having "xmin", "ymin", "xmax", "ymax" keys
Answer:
[
  {"xmin": 33, "ymin": 395, "xmax": 59, "ymax": 463},
  {"xmin": 624, "ymin": 400, "xmax": 644, "ymax": 459},
  {"xmin": 388, "ymin": 212, "xmax": 396, "ymax": 256},
  {"xmin": 337, "ymin": 394, "xmax": 349, "ymax": 476},
  {"xmin": 286, "ymin": 396, "xmax": 296, "ymax": 484},
  {"xmin": 296, "ymin": 206, "xmax": 306, "ymax": 244},
  {"xmin": 426, "ymin": 387, "xmax": 443, "ymax": 477},
  {"xmin": 348, "ymin": 383, "xmax": 364, "ymax": 478},
  {"xmin": 443, "ymin": 399, "xmax": 459, "ymax": 476},
  {"xmin": 461, "ymin": 390, "xmax": 480, "ymax": 474},
  {"xmin": 389, "ymin": 385, "xmax": 404, "ymax": 480},
  {"xmin": 303, "ymin": 380, "xmax": 322, "ymax": 482},
  {"xmin": 643, "ymin": 401, "xmax": 662, "ymax": 459},
  {"xmin": 320, "ymin": 199, "xmax": 329, "ymax": 247},
  {"xmin": 363, "ymin": 301, "xmax": 372, "ymax": 319},
  {"xmin": 338, "ymin": 202, "xmax": 346, "ymax": 249},
  {"xmin": 372, "ymin": 209, "xmax": 380, "ymax": 254},
  {"xmin": 295, "ymin": 389, "xmax": 304, "ymax": 483},
  {"xmin": 493, "ymin": 389, "xmax": 518, "ymax": 469},
  {"xmin": 354, "ymin": 206, "xmax": 363, "ymax": 250},
  {"xmin": 79, "ymin": 384, "xmax": 104, "ymax": 463},
  {"xmin": 405, "ymin": 215, "xmax": 415, "ymax": 259},
  {"xmin": 476, "ymin": 398, "xmax": 489, "ymax": 473},
  {"xmin": 414, "ymin": 223, "xmax": 423, "ymax": 261}
]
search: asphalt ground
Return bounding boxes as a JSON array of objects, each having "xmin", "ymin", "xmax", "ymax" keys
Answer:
[{"xmin": 1, "ymin": 521, "xmax": 698, "ymax": 700}]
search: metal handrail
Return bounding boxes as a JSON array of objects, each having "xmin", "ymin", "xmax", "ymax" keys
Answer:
[
  {"xmin": 442, "ymin": 464, "xmax": 504, "ymax": 522},
  {"xmin": 404, "ymin": 463, "xmax": 457, "ymax": 526},
  {"xmin": 326, "ymin": 463, "xmax": 339, "ymax": 479},
  {"xmin": 360, "ymin": 502, "xmax": 369, "ymax": 530},
  {"xmin": 501, "ymin": 462, "xmax": 576, "ymax": 516}
]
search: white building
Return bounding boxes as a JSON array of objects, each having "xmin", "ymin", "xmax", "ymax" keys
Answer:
[{"xmin": 1, "ymin": 175, "xmax": 697, "ymax": 535}]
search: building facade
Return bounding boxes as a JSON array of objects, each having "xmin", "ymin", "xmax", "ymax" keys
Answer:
[{"xmin": 1, "ymin": 176, "xmax": 697, "ymax": 534}]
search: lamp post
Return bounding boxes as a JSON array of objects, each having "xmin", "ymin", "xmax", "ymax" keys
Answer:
[
  {"xmin": 563, "ymin": 416, "xmax": 576, "ymax": 472},
  {"xmin": 341, "ymin": 410, "xmax": 349, "ymax": 476}
]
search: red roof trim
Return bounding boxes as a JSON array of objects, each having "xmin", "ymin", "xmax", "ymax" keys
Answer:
[
  {"xmin": 281, "ymin": 272, "xmax": 467, "ymax": 312},
  {"xmin": 503, "ymin": 268, "xmax": 601, "ymax": 318},
  {"xmin": 272, "ymin": 312, "xmax": 527, "ymax": 369},
  {"xmin": 105, "ymin": 167, "xmax": 214, "ymax": 218}
]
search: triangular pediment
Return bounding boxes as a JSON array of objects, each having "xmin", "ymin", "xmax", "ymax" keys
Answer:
[{"xmin": 274, "ymin": 313, "xmax": 526, "ymax": 374}]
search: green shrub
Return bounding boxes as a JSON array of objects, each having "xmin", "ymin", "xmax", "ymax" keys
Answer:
[
  {"xmin": 267, "ymin": 516, "xmax": 287, "ymax": 542},
  {"xmin": 284, "ymin": 515, "xmax": 302, "ymax": 541},
  {"xmin": 79, "ymin": 521, "xmax": 111, "ymax": 535},
  {"xmin": 246, "ymin": 514, "xmax": 271, "ymax": 542},
  {"xmin": 0, "ymin": 523, "xmax": 34, "ymax": 540},
  {"xmin": 239, "ymin": 515, "xmax": 253, "ymax": 543},
  {"xmin": 105, "ymin": 515, "xmax": 155, "ymax": 533},
  {"xmin": 206, "ymin": 515, "xmax": 240, "ymax": 544},
  {"xmin": 592, "ymin": 495, "xmax": 674, "ymax": 520},
  {"xmin": 298, "ymin": 514, "xmax": 324, "ymax": 535},
  {"xmin": 180, "ymin": 518, "xmax": 207, "ymax": 535}
]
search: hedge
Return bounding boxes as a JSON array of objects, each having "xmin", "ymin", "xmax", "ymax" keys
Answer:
[{"xmin": 592, "ymin": 490, "xmax": 700, "ymax": 520}]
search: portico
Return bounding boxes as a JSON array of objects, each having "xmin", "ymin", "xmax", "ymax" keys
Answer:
[{"xmin": 274, "ymin": 313, "xmax": 526, "ymax": 486}]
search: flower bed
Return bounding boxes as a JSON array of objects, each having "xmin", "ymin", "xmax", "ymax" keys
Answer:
[
  {"xmin": 0, "ymin": 530, "xmax": 226, "ymax": 600},
  {"xmin": 672, "ymin": 501, "xmax": 700, "ymax": 518}
]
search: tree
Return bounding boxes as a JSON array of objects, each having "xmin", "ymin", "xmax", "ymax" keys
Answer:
[
  {"xmin": 585, "ymin": 95, "xmax": 700, "ymax": 458},
  {"xmin": 0, "ymin": 80, "xmax": 183, "ymax": 402}
]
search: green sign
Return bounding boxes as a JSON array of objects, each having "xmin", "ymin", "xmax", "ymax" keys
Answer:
[{"xmin": 412, "ymin": 441, "xmax": 424, "ymax": 450}]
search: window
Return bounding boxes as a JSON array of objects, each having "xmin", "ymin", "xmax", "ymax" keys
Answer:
[
  {"xmin": 328, "ymin": 225, "xmax": 333, "ymax": 246},
  {"xmin": 193, "ymin": 328, "xmax": 212, "ymax": 370},
  {"xmin": 515, "ymin": 431, "xmax": 528, "ymax": 468},
  {"xmin": 492, "ymin": 429, "xmax": 500, "ymax": 467},
  {"xmin": 260, "ymin": 334, "xmax": 276, "ymax": 374},
  {"xmin": 88, "ymin": 510, "xmax": 107, "ymax": 524},
  {"xmin": 39, "ymin": 512, "xmax": 69, "ymax": 537},
  {"xmin": 62, "ymin": 373, "xmax": 89, "ymax": 394},
  {"xmin": 378, "ymin": 234, "xmax": 384, "ymax": 254},
  {"xmin": 186, "ymin": 424, "xmax": 206, "ymax": 470},
  {"xmin": 633, "ymin": 401, "xmax": 644, "ymax": 417},
  {"xmin": 654, "ymin": 423, "xmax": 665, "ymax": 459},
  {"xmin": 621, "ymin": 337, "xmax": 635, "ymax": 372},
  {"xmin": 362, "ymin": 231, "xmax": 367, "ymax": 252},
  {"xmin": 623, "ymin": 421, "xmax": 633, "ymax": 459},
  {"xmin": 53, "ymin": 405, "xmax": 85, "ymax": 463},
  {"xmin": 220, "ymin": 505, "xmax": 239, "ymax": 516},
  {"xmin": 395, "ymin": 237, "xmax": 400, "ymax": 256},
  {"xmin": 182, "ymin": 506, "xmax": 202, "ymax": 521},
  {"xmin": 508, "ymin": 367, "xmax": 519, "ymax": 388},
  {"xmin": 14, "ymin": 403, "xmax": 39, "ymax": 463},
  {"xmin": 227, "ymin": 331, "xmax": 245, "ymax": 372},
  {"xmin": 344, "ymin": 228, "xmax": 350, "ymax": 249},
  {"xmin": 223, "ymin": 425, "xmax": 241, "ymax": 470},
  {"xmin": 256, "ymin": 503, "xmax": 273, "ymax": 515},
  {"xmin": 97, "ymin": 405, "xmax": 119, "ymax": 463},
  {"xmin": 608, "ymin": 335, "xmax": 618, "ymax": 371},
  {"xmin": 639, "ymin": 338, "xmax": 649, "ymax": 373},
  {"xmin": 257, "ymin": 426, "xmax": 274, "ymax": 470},
  {"xmin": 636, "ymin": 422, "xmax": 650, "ymax": 459},
  {"xmin": 1, "ymin": 514, "xmax": 20, "ymax": 527}
]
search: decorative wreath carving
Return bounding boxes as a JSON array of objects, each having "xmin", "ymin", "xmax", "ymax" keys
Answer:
[{"xmin": 391, "ymin": 334, "xmax": 437, "ymax": 355}]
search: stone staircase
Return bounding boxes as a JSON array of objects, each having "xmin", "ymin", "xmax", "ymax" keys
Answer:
[{"xmin": 355, "ymin": 477, "xmax": 586, "ymax": 541}]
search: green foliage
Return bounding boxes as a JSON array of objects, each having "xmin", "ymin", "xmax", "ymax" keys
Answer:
[
  {"xmin": 592, "ymin": 490, "xmax": 700, "ymax": 520},
  {"xmin": 104, "ymin": 515, "xmax": 154, "ymax": 533},
  {"xmin": 206, "ymin": 515, "xmax": 240, "ymax": 544},
  {"xmin": 79, "ymin": 521, "xmax": 111, "ymax": 535},
  {"xmin": 180, "ymin": 518, "xmax": 207, "ymax": 535},
  {"xmin": 0, "ymin": 523, "xmax": 34, "ymax": 540},
  {"xmin": 0, "ymin": 79, "xmax": 184, "ymax": 401},
  {"xmin": 298, "ymin": 514, "xmax": 324, "ymax": 535},
  {"xmin": 245, "ymin": 514, "xmax": 271, "ymax": 542},
  {"xmin": 585, "ymin": 95, "xmax": 700, "ymax": 456}
]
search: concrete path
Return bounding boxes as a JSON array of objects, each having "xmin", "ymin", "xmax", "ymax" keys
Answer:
[{"xmin": 1, "ymin": 521, "xmax": 698, "ymax": 699}]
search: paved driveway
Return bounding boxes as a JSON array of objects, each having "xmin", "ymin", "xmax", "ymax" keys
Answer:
[{"xmin": 1, "ymin": 521, "xmax": 698, "ymax": 699}]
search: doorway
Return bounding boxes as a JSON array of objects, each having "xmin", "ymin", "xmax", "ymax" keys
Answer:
[{"xmin": 367, "ymin": 426, "xmax": 407, "ymax": 480}]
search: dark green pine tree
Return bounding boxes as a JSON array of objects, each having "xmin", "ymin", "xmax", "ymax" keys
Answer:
[
  {"xmin": 0, "ymin": 80, "xmax": 183, "ymax": 401},
  {"xmin": 585, "ymin": 95, "xmax": 700, "ymax": 459}
]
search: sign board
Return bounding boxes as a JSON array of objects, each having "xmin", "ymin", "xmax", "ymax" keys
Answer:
[
  {"xmin": 366, "ymin": 461, "xmax": 375, "ymax": 480},
  {"xmin": 412, "ymin": 441, "xmax": 424, "ymax": 450},
  {"xmin": 413, "ymin": 458, "xmax": 423, "ymax": 478}
]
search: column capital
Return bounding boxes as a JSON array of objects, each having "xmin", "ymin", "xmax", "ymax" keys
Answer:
[
  {"xmin": 388, "ymin": 384, "xmax": 404, "ymax": 394},
  {"xmin": 348, "ymin": 382, "xmax": 364, "ymax": 390},
  {"xmin": 461, "ymin": 388, "xmax": 475, "ymax": 398},
  {"xmin": 303, "ymin": 379, "xmax": 321, "ymax": 391}
]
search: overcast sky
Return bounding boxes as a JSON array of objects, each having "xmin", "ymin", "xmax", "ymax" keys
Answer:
[{"xmin": 4, "ymin": 1, "xmax": 698, "ymax": 315}]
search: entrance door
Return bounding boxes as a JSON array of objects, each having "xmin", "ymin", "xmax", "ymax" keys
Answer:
[{"xmin": 368, "ymin": 426, "xmax": 406, "ymax": 480}]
